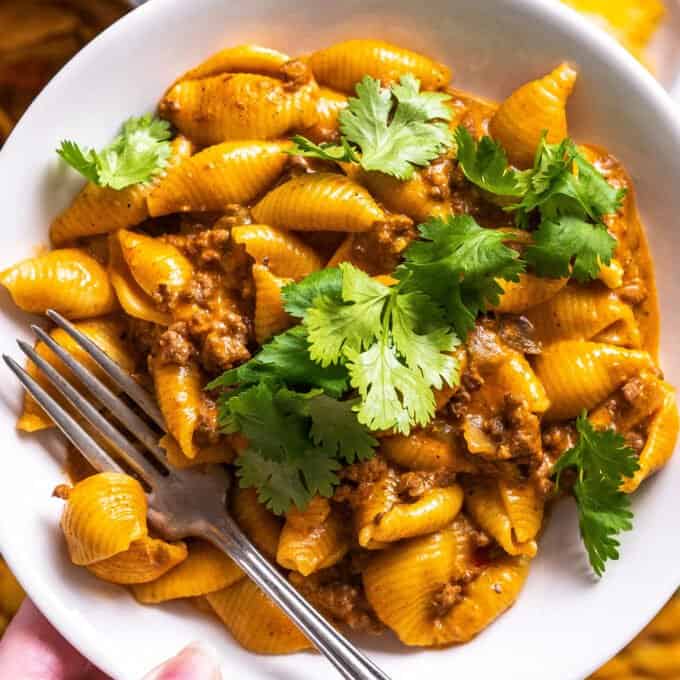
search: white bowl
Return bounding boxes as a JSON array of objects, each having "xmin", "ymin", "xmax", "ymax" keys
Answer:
[{"xmin": 1, "ymin": 0, "xmax": 679, "ymax": 678}]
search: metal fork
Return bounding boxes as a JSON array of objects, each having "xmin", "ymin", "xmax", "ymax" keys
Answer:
[{"xmin": 4, "ymin": 309, "xmax": 390, "ymax": 680}]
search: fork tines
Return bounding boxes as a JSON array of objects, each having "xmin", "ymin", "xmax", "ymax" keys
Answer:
[{"xmin": 4, "ymin": 310, "xmax": 169, "ymax": 484}]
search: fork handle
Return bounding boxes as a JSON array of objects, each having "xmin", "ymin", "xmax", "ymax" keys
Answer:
[{"xmin": 202, "ymin": 518, "xmax": 391, "ymax": 680}]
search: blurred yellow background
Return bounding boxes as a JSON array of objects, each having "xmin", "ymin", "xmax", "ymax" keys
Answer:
[{"xmin": 0, "ymin": 1, "xmax": 677, "ymax": 678}]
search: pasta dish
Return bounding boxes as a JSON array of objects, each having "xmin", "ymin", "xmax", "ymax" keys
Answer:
[{"xmin": 1, "ymin": 39, "xmax": 677, "ymax": 653}]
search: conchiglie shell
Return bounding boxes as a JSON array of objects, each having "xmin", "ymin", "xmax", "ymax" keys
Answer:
[
  {"xmin": 276, "ymin": 497, "xmax": 349, "ymax": 576},
  {"xmin": 59, "ymin": 472, "xmax": 147, "ymax": 566},
  {"xmin": 252, "ymin": 264, "xmax": 293, "ymax": 344},
  {"xmin": 495, "ymin": 352, "xmax": 551, "ymax": 414},
  {"xmin": 369, "ymin": 485, "xmax": 464, "ymax": 544},
  {"xmin": 252, "ymin": 173, "xmax": 384, "ymax": 233},
  {"xmin": 308, "ymin": 39, "xmax": 451, "ymax": 94},
  {"xmin": 627, "ymin": 640, "xmax": 680, "ymax": 676},
  {"xmin": 132, "ymin": 540, "xmax": 243, "ymax": 603},
  {"xmin": 498, "ymin": 479, "xmax": 544, "ymax": 544},
  {"xmin": 150, "ymin": 356, "xmax": 202, "ymax": 459},
  {"xmin": 593, "ymin": 319, "xmax": 641, "ymax": 349},
  {"xmin": 490, "ymin": 273, "xmax": 568, "ymax": 314},
  {"xmin": 160, "ymin": 434, "xmax": 234, "ymax": 469},
  {"xmin": 436, "ymin": 556, "xmax": 530, "ymax": 644},
  {"xmin": 362, "ymin": 518, "xmax": 475, "ymax": 646},
  {"xmin": 0, "ymin": 557, "xmax": 24, "ymax": 618},
  {"xmin": 588, "ymin": 656, "xmax": 630, "ymax": 680},
  {"xmin": 356, "ymin": 168, "xmax": 451, "ymax": 223},
  {"xmin": 176, "ymin": 44, "xmax": 290, "ymax": 82},
  {"xmin": 466, "ymin": 347, "xmax": 549, "ymax": 420},
  {"xmin": 87, "ymin": 536, "xmax": 188, "ymax": 585},
  {"xmin": 231, "ymin": 487, "xmax": 282, "ymax": 559},
  {"xmin": 0, "ymin": 249, "xmax": 117, "ymax": 319},
  {"xmin": 621, "ymin": 385, "xmax": 679, "ymax": 493},
  {"xmin": 533, "ymin": 340, "xmax": 656, "ymax": 421},
  {"xmin": 19, "ymin": 318, "xmax": 136, "ymax": 432},
  {"xmin": 464, "ymin": 478, "xmax": 537, "ymax": 557},
  {"xmin": 117, "ymin": 230, "xmax": 193, "ymax": 299},
  {"xmin": 561, "ymin": 0, "xmax": 664, "ymax": 62},
  {"xmin": 108, "ymin": 233, "xmax": 171, "ymax": 325},
  {"xmin": 231, "ymin": 224, "xmax": 323, "ymax": 280},
  {"xmin": 207, "ymin": 579, "xmax": 312, "ymax": 654},
  {"xmin": 527, "ymin": 285, "xmax": 640, "ymax": 347},
  {"xmin": 489, "ymin": 63, "xmax": 578, "ymax": 169},
  {"xmin": 380, "ymin": 430, "xmax": 477, "ymax": 472},
  {"xmin": 147, "ymin": 141, "xmax": 290, "ymax": 217},
  {"xmin": 159, "ymin": 74, "xmax": 318, "ymax": 147},
  {"xmin": 50, "ymin": 136, "xmax": 193, "ymax": 245},
  {"xmin": 303, "ymin": 87, "xmax": 348, "ymax": 141},
  {"xmin": 641, "ymin": 594, "xmax": 680, "ymax": 637},
  {"xmin": 356, "ymin": 467, "xmax": 399, "ymax": 549}
]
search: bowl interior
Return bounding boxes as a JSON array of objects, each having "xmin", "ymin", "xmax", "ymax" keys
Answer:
[{"xmin": 0, "ymin": 1, "xmax": 679, "ymax": 678}]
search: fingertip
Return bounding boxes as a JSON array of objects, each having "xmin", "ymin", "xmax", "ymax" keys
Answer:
[{"xmin": 143, "ymin": 642, "xmax": 222, "ymax": 680}]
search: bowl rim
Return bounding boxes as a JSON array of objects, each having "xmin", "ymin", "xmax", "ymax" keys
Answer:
[{"xmin": 1, "ymin": 0, "xmax": 679, "ymax": 678}]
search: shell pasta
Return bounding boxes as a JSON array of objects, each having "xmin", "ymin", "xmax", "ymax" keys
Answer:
[{"xmin": 5, "ymin": 37, "xmax": 675, "ymax": 660}]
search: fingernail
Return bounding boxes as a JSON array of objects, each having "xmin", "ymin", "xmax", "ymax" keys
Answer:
[{"xmin": 143, "ymin": 642, "xmax": 222, "ymax": 680}]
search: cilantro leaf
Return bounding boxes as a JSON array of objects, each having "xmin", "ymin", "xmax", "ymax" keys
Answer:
[
  {"xmin": 525, "ymin": 216, "xmax": 616, "ymax": 282},
  {"xmin": 56, "ymin": 141, "xmax": 100, "ymax": 184},
  {"xmin": 391, "ymin": 74, "xmax": 454, "ymax": 120},
  {"xmin": 282, "ymin": 268, "xmax": 344, "ymax": 319},
  {"xmin": 338, "ymin": 75, "xmax": 454, "ymax": 180},
  {"xmin": 454, "ymin": 126, "xmax": 529, "ymax": 197},
  {"xmin": 207, "ymin": 325, "xmax": 349, "ymax": 399},
  {"xmin": 397, "ymin": 215, "xmax": 524, "ymax": 336},
  {"xmin": 552, "ymin": 413, "xmax": 640, "ymax": 577},
  {"xmin": 571, "ymin": 155, "xmax": 626, "ymax": 221},
  {"xmin": 288, "ymin": 135, "xmax": 358, "ymax": 164},
  {"xmin": 299, "ymin": 262, "xmax": 462, "ymax": 434},
  {"xmin": 237, "ymin": 448, "xmax": 315, "ymax": 514},
  {"xmin": 57, "ymin": 115, "xmax": 172, "ymax": 190},
  {"xmin": 346, "ymin": 340, "xmax": 434, "ymax": 434},
  {"xmin": 307, "ymin": 395, "xmax": 378, "ymax": 463},
  {"xmin": 216, "ymin": 383, "xmax": 310, "ymax": 461},
  {"xmin": 514, "ymin": 137, "xmax": 624, "ymax": 226},
  {"xmin": 390, "ymin": 291, "xmax": 460, "ymax": 389},
  {"xmin": 220, "ymin": 382, "xmax": 376, "ymax": 514},
  {"xmin": 305, "ymin": 263, "xmax": 391, "ymax": 367}
]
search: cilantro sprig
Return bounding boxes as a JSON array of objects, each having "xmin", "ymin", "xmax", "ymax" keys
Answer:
[
  {"xmin": 303, "ymin": 262, "xmax": 460, "ymax": 433},
  {"xmin": 216, "ymin": 383, "xmax": 376, "ymax": 514},
  {"xmin": 552, "ymin": 413, "xmax": 640, "ymax": 577},
  {"xmin": 396, "ymin": 215, "xmax": 524, "ymax": 336},
  {"xmin": 290, "ymin": 74, "xmax": 454, "ymax": 180},
  {"xmin": 455, "ymin": 126, "xmax": 624, "ymax": 281},
  {"xmin": 57, "ymin": 115, "xmax": 172, "ymax": 190}
]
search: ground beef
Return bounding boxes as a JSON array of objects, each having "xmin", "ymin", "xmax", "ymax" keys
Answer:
[
  {"xmin": 423, "ymin": 157, "xmax": 452, "ymax": 201},
  {"xmin": 348, "ymin": 213, "xmax": 416, "ymax": 275},
  {"xmin": 200, "ymin": 319, "xmax": 251, "ymax": 373},
  {"xmin": 290, "ymin": 563, "xmax": 382, "ymax": 634},
  {"xmin": 333, "ymin": 457, "xmax": 390, "ymax": 507},
  {"xmin": 156, "ymin": 322, "xmax": 194, "ymax": 365},
  {"xmin": 498, "ymin": 316, "xmax": 542, "ymax": 355},
  {"xmin": 498, "ymin": 395, "xmax": 542, "ymax": 461},
  {"xmin": 618, "ymin": 279, "xmax": 648, "ymax": 305},
  {"xmin": 431, "ymin": 583, "xmax": 463, "ymax": 617},
  {"xmin": 280, "ymin": 58, "xmax": 312, "ymax": 89},
  {"xmin": 397, "ymin": 470, "xmax": 458, "ymax": 500},
  {"xmin": 195, "ymin": 396, "xmax": 221, "ymax": 446},
  {"xmin": 156, "ymin": 224, "xmax": 254, "ymax": 374}
]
